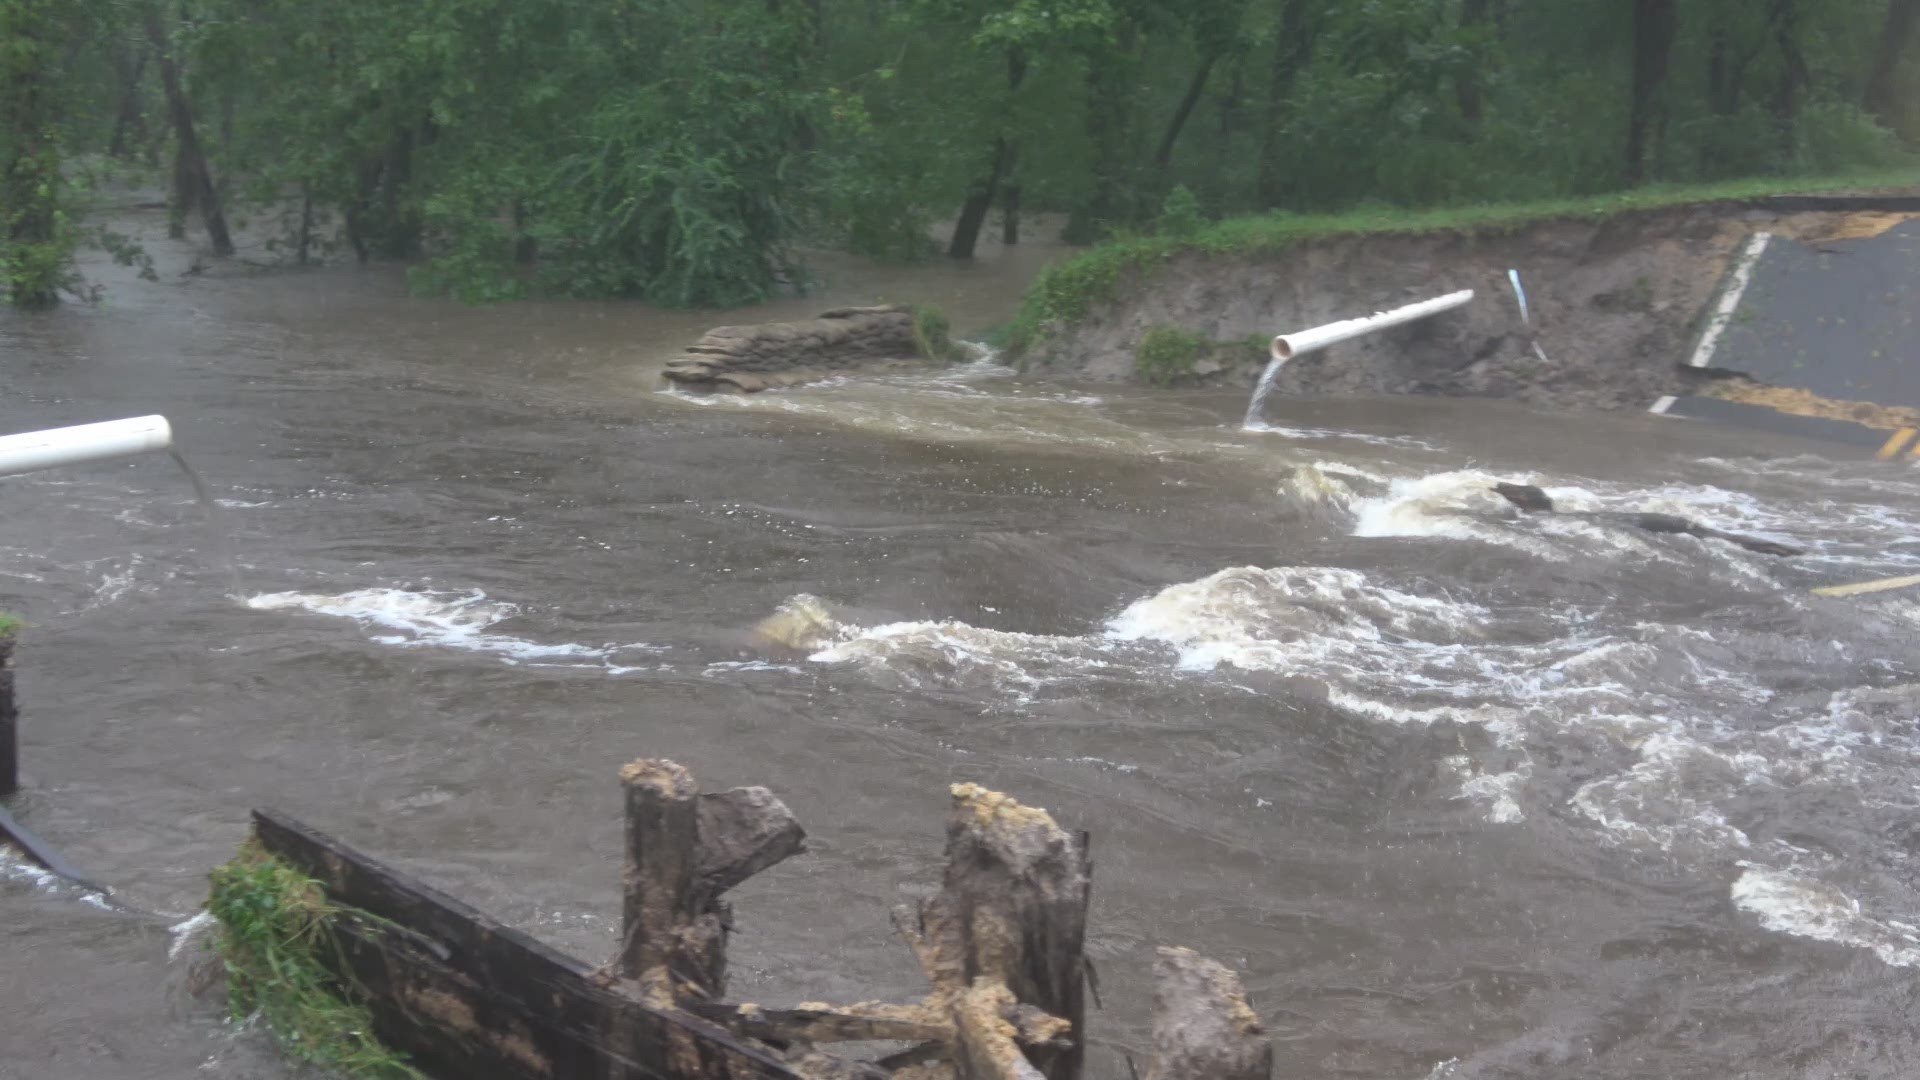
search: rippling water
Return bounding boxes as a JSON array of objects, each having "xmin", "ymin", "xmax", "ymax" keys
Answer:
[{"xmin": 3, "ymin": 216, "xmax": 1918, "ymax": 1078}]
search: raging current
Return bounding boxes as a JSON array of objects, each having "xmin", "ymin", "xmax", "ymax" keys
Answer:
[{"xmin": 4, "ymin": 244, "xmax": 1919, "ymax": 1076}]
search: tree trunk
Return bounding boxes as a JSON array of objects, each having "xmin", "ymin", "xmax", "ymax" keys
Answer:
[
  {"xmin": 1064, "ymin": 26, "xmax": 1137, "ymax": 244},
  {"xmin": 296, "ymin": 186, "xmax": 314, "ymax": 265},
  {"xmin": 1001, "ymin": 177, "xmax": 1021, "ymax": 246},
  {"xmin": 949, "ymin": 47, "xmax": 1027, "ymax": 260},
  {"xmin": 1153, "ymin": 53, "xmax": 1220, "ymax": 174},
  {"xmin": 146, "ymin": 7, "xmax": 234, "ymax": 256},
  {"xmin": 1455, "ymin": 0, "xmax": 1491, "ymax": 125},
  {"xmin": 1769, "ymin": 0, "xmax": 1810, "ymax": 160},
  {"xmin": 1256, "ymin": 0, "xmax": 1315, "ymax": 208},
  {"xmin": 1865, "ymin": 0, "xmax": 1920, "ymax": 129},
  {"xmin": 1624, "ymin": 0, "xmax": 1678, "ymax": 186},
  {"xmin": 1218, "ymin": 50, "xmax": 1245, "ymax": 140},
  {"xmin": 378, "ymin": 127, "xmax": 420, "ymax": 259},
  {"xmin": 107, "ymin": 50, "xmax": 149, "ymax": 160}
]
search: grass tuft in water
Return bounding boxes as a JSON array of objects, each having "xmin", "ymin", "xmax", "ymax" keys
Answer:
[
  {"xmin": 0, "ymin": 613, "xmax": 21, "ymax": 637},
  {"xmin": 911, "ymin": 304, "xmax": 964, "ymax": 363},
  {"xmin": 207, "ymin": 842, "xmax": 423, "ymax": 1080}
]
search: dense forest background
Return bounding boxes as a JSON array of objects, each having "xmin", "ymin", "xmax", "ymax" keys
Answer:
[{"xmin": 3, "ymin": 0, "xmax": 1916, "ymax": 310}]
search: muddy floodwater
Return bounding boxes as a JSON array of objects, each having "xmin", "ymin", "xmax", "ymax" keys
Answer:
[{"xmin": 4, "ymin": 216, "xmax": 1920, "ymax": 1079}]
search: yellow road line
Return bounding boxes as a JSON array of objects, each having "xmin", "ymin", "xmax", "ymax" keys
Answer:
[
  {"xmin": 1812, "ymin": 574, "xmax": 1920, "ymax": 598},
  {"xmin": 1876, "ymin": 427, "xmax": 1918, "ymax": 460}
]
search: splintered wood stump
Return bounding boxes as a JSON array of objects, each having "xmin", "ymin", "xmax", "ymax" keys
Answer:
[
  {"xmin": 1145, "ymin": 948, "xmax": 1271, "ymax": 1080},
  {"xmin": 662, "ymin": 306, "xmax": 921, "ymax": 393},
  {"xmin": 914, "ymin": 783, "xmax": 1090, "ymax": 1080},
  {"xmin": 616, "ymin": 760, "xmax": 807, "ymax": 1003}
]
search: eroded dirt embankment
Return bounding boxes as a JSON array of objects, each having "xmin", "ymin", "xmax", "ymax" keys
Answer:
[{"xmin": 1016, "ymin": 204, "xmax": 1911, "ymax": 411}]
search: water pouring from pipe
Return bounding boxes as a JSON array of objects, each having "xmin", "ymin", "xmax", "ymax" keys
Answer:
[
  {"xmin": 0, "ymin": 415, "xmax": 240, "ymax": 594},
  {"xmin": 1243, "ymin": 290, "xmax": 1475, "ymax": 429}
]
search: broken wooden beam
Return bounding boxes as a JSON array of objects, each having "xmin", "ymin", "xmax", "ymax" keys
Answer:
[{"xmin": 251, "ymin": 807, "xmax": 808, "ymax": 1080}]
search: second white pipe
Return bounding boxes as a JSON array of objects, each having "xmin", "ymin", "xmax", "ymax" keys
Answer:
[
  {"xmin": 1271, "ymin": 289, "xmax": 1475, "ymax": 362},
  {"xmin": 0, "ymin": 415, "xmax": 174, "ymax": 479}
]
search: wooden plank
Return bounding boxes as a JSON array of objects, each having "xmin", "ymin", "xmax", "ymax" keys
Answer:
[
  {"xmin": 0, "ymin": 803, "xmax": 108, "ymax": 895},
  {"xmin": 252, "ymin": 807, "xmax": 804, "ymax": 1080},
  {"xmin": 1811, "ymin": 574, "xmax": 1920, "ymax": 598}
]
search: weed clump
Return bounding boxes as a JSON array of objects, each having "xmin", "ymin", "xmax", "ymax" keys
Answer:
[
  {"xmin": 1134, "ymin": 326, "xmax": 1268, "ymax": 385},
  {"xmin": 207, "ymin": 843, "xmax": 423, "ymax": 1080},
  {"xmin": 912, "ymin": 304, "xmax": 965, "ymax": 363}
]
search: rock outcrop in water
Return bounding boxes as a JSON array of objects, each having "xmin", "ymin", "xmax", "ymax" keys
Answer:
[
  {"xmin": 1492, "ymin": 482, "xmax": 1802, "ymax": 556},
  {"xmin": 664, "ymin": 305, "xmax": 932, "ymax": 393}
]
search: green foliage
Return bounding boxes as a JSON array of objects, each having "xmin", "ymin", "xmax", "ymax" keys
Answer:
[
  {"xmin": 0, "ymin": 0, "xmax": 76, "ymax": 309},
  {"xmin": 1135, "ymin": 324, "xmax": 1211, "ymax": 384},
  {"xmin": 17, "ymin": 0, "xmax": 1920, "ymax": 308},
  {"xmin": 1132, "ymin": 324, "xmax": 1266, "ymax": 384},
  {"xmin": 0, "ymin": 613, "xmax": 22, "ymax": 636},
  {"xmin": 1157, "ymin": 185, "xmax": 1204, "ymax": 237},
  {"xmin": 208, "ymin": 844, "xmax": 423, "ymax": 1080},
  {"xmin": 912, "ymin": 304, "xmax": 964, "ymax": 362}
]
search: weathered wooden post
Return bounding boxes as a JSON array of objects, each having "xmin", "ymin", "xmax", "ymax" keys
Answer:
[
  {"xmin": 613, "ymin": 760, "xmax": 807, "ymax": 1004},
  {"xmin": 0, "ymin": 629, "xmax": 16, "ymax": 800},
  {"xmin": 1145, "ymin": 948, "xmax": 1272, "ymax": 1080},
  {"xmin": 912, "ymin": 783, "xmax": 1090, "ymax": 1080}
]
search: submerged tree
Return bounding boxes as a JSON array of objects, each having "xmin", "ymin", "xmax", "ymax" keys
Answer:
[
  {"xmin": 16, "ymin": 0, "xmax": 1916, "ymax": 306},
  {"xmin": 0, "ymin": 0, "xmax": 73, "ymax": 308}
]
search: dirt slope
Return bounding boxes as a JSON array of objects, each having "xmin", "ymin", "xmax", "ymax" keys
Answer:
[{"xmin": 1019, "ymin": 205, "xmax": 1909, "ymax": 411}]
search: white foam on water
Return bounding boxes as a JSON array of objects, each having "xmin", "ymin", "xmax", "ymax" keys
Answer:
[
  {"xmin": 1244, "ymin": 420, "xmax": 1443, "ymax": 451},
  {"xmin": 246, "ymin": 588, "xmax": 649, "ymax": 667},
  {"xmin": 1444, "ymin": 756, "xmax": 1529, "ymax": 823},
  {"xmin": 168, "ymin": 909, "xmax": 216, "ymax": 961},
  {"xmin": 1732, "ymin": 866, "xmax": 1920, "ymax": 967},
  {"xmin": 0, "ymin": 849, "xmax": 111, "ymax": 910},
  {"xmin": 1348, "ymin": 470, "xmax": 1561, "ymax": 555},
  {"xmin": 810, "ymin": 618, "xmax": 1110, "ymax": 697},
  {"xmin": 1104, "ymin": 566, "xmax": 1488, "ymax": 674},
  {"xmin": 703, "ymin": 660, "xmax": 806, "ymax": 676}
]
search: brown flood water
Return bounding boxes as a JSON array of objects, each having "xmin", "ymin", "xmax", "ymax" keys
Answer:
[{"xmin": 3, "ymin": 212, "xmax": 1920, "ymax": 1079}]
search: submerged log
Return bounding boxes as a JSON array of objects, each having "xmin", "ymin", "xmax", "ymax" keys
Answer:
[
  {"xmin": 1492, "ymin": 482, "xmax": 1802, "ymax": 556},
  {"xmin": 664, "ymin": 306, "xmax": 924, "ymax": 393}
]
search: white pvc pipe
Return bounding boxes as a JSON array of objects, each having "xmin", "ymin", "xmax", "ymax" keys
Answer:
[
  {"xmin": 1271, "ymin": 289, "xmax": 1475, "ymax": 361},
  {"xmin": 0, "ymin": 415, "xmax": 174, "ymax": 478}
]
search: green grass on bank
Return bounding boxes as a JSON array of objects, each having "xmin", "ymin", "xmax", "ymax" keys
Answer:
[
  {"xmin": 208, "ymin": 844, "xmax": 424, "ymax": 1080},
  {"xmin": 1007, "ymin": 169, "xmax": 1919, "ymax": 355}
]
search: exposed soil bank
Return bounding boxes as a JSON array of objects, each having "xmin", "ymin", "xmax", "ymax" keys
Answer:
[{"xmin": 1014, "ymin": 203, "xmax": 1916, "ymax": 411}]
